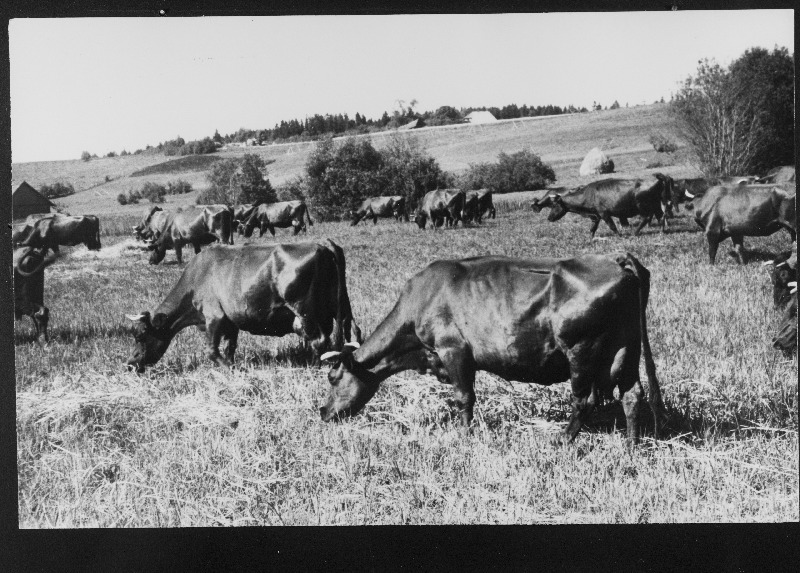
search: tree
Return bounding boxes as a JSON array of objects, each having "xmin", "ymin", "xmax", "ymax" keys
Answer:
[
  {"xmin": 727, "ymin": 46, "xmax": 794, "ymax": 172},
  {"xmin": 378, "ymin": 133, "xmax": 452, "ymax": 210},
  {"xmin": 671, "ymin": 53, "xmax": 785, "ymax": 177},
  {"xmin": 610, "ymin": 100, "xmax": 620, "ymax": 110},
  {"xmin": 81, "ymin": 151, "xmax": 92, "ymax": 161},
  {"xmin": 200, "ymin": 154, "xmax": 276, "ymax": 205}
]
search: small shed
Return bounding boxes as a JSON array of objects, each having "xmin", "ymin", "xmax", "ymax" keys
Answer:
[
  {"xmin": 12, "ymin": 182, "xmax": 55, "ymax": 221},
  {"xmin": 465, "ymin": 111, "xmax": 498, "ymax": 124},
  {"xmin": 397, "ymin": 118, "xmax": 426, "ymax": 130}
]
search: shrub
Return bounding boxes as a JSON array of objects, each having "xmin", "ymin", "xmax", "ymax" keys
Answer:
[
  {"xmin": 649, "ymin": 133, "xmax": 678, "ymax": 153},
  {"xmin": 106, "ymin": 151, "xmax": 117, "ymax": 158},
  {"xmin": 277, "ymin": 176, "xmax": 308, "ymax": 202},
  {"xmin": 378, "ymin": 134, "xmax": 453, "ymax": 211},
  {"xmin": 81, "ymin": 151, "xmax": 92, "ymax": 162},
  {"xmin": 117, "ymin": 189, "xmax": 141, "ymax": 205},
  {"xmin": 166, "ymin": 179, "xmax": 193, "ymax": 195},
  {"xmin": 461, "ymin": 149, "xmax": 555, "ymax": 194},
  {"xmin": 117, "ymin": 193, "xmax": 128, "ymax": 205},
  {"xmin": 140, "ymin": 182, "xmax": 167, "ymax": 203},
  {"xmin": 198, "ymin": 154, "xmax": 275, "ymax": 205},
  {"xmin": 39, "ymin": 182, "xmax": 75, "ymax": 199}
]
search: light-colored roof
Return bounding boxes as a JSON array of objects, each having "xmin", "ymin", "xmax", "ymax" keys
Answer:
[{"xmin": 465, "ymin": 111, "xmax": 497, "ymax": 124}]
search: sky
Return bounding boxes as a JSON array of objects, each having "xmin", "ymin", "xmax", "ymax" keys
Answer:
[{"xmin": 9, "ymin": 11, "xmax": 795, "ymax": 164}]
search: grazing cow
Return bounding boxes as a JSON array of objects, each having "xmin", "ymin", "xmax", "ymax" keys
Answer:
[
  {"xmin": 763, "ymin": 249, "xmax": 797, "ymax": 308},
  {"xmin": 15, "ymin": 213, "xmax": 101, "ymax": 252},
  {"xmin": 125, "ymin": 240, "xmax": 362, "ymax": 372},
  {"xmin": 463, "ymin": 189, "xmax": 496, "ymax": 223},
  {"xmin": 13, "ymin": 247, "xmax": 57, "ymax": 344},
  {"xmin": 351, "ymin": 196, "xmax": 408, "ymax": 225},
  {"xmin": 531, "ymin": 174, "xmax": 675, "ymax": 238},
  {"xmin": 758, "ymin": 166, "xmax": 795, "ymax": 185},
  {"xmin": 772, "ymin": 283, "xmax": 797, "ymax": 354},
  {"xmin": 133, "ymin": 206, "xmax": 170, "ymax": 242},
  {"xmin": 147, "ymin": 208, "xmax": 227, "ymax": 265},
  {"xmin": 243, "ymin": 200, "xmax": 314, "ymax": 237},
  {"xmin": 691, "ymin": 184, "xmax": 796, "ymax": 264},
  {"xmin": 531, "ymin": 191, "xmax": 631, "ymax": 229},
  {"xmin": 414, "ymin": 189, "xmax": 466, "ymax": 229},
  {"xmin": 320, "ymin": 252, "xmax": 667, "ymax": 445},
  {"xmin": 233, "ymin": 203, "xmax": 257, "ymax": 235},
  {"xmin": 197, "ymin": 204, "xmax": 234, "ymax": 245}
]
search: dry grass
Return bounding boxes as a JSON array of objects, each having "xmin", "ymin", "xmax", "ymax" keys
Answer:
[{"xmin": 15, "ymin": 206, "xmax": 798, "ymax": 526}]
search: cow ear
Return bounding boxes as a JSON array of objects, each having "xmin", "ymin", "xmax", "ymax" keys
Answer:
[
  {"xmin": 125, "ymin": 311, "xmax": 151, "ymax": 325},
  {"xmin": 320, "ymin": 351, "xmax": 342, "ymax": 364},
  {"xmin": 151, "ymin": 313, "xmax": 168, "ymax": 330}
]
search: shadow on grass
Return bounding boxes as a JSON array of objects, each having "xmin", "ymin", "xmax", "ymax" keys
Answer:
[{"xmin": 15, "ymin": 323, "xmax": 133, "ymax": 346}]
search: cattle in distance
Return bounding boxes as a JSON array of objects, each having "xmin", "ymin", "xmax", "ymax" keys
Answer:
[
  {"xmin": 242, "ymin": 200, "xmax": 313, "ymax": 237},
  {"xmin": 125, "ymin": 240, "xmax": 362, "ymax": 372},
  {"xmin": 319, "ymin": 252, "xmax": 667, "ymax": 445},
  {"xmin": 414, "ymin": 189, "xmax": 467, "ymax": 229},
  {"xmin": 350, "ymin": 196, "xmax": 408, "ymax": 226},
  {"xmin": 15, "ymin": 213, "xmax": 101, "ymax": 252},
  {"xmin": 463, "ymin": 189, "xmax": 496, "ymax": 223}
]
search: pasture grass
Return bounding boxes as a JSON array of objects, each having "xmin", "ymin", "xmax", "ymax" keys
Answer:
[{"xmin": 15, "ymin": 205, "xmax": 798, "ymax": 526}]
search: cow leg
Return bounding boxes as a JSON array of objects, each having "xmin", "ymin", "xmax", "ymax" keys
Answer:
[
  {"xmin": 588, "ymin": 217, "xmax": 602, "ymax": 238},
  {"xmin": 604, "ymin": 215, "xmax": 621, "ymax": 236},
  {"xmin": 222, "ymin": 325, "xmax": 239, "ymax": 364},
  {"xmin": 620, "ymin": 380, "xmax": 644, "ymax": 445},
  {"xmin": 372, "ymin": 214, "xmax": 378, "ymax": 225},
  {"xmin": 438, "ymin": 347, "xmax": 477, "ymax": 426},
  {"xmin": 731, "ymin": 235, "xmax": 747, "ymax": 265},
  {"xmin": 706, "ymin": 233, "xmax": 722, "ymax": 265},
  {"xmin": 174, "ymin": 243, "xmax": 184, "ymax": 264},
  {"xmin": 619, "ymin": 217, "xmax": 630, "ymax": 228},
  {"xmin": 204, "ymin": 312, "xmax": 234, "ymax": 368},
  {"xmin": 632, "ymin": 216, "xmax": 650, "ymax": 236}
]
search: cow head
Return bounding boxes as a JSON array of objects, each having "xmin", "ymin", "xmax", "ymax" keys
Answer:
[
  {"xmin": 414, "ymin": 211, "xmax": 428, "ymax": 229},
  {"xmin": 125, "ymin": 311, "xmax": 172, "ymax": 373},
  {"xmin": 765, "ymin": 254, "xmax": 798, "ymax": 308},
  {"xmin": 531, "ymin": 193, "xmax": 557, "ymax": 213},
  {"xmin": 546, "ymin": 195, "xmax": 569, "ymax": 222},
  {"xmin": 318, "ymin": 343, "xmax": 380, "ymax": 422},
  {"xmin": 148, "ymin": 241, "xmax": 168, "ymax": 265}
]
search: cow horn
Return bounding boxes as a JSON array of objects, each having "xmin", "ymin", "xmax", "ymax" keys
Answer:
[
  {"xmin": 125, "ymin": 313, "xmax": 147, "ymax": 322},
  {"xmin": 344, "ymin": 341, "xmax": 360, "ymax": 350},
  {"xmin": 684, "ymin": 190, "xmax": 695, "ymax": 199},
  {"xmin": 762, "ymin": 260, "xmax": 775, "ymax": 266},
  {"xmin": 320, "ymin": 351, "xmax": 341, "ymax": 363},
  {"xmin": 789, "ymin": 282, "xmax": 797, "ymax": 295},
  {"xmin": 776, "ymin": 261, "xmax": 789, "ymax": 268}
]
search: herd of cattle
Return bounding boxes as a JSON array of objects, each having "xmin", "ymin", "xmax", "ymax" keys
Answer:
[{"xmin": 11, "ymin": 164, "xmax": 797, "ymax": 444}]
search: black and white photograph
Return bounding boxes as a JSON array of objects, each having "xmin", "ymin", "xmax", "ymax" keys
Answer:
[{"xmin": 7, "ymin": 10, "xmax": 797, "ymax": 531}]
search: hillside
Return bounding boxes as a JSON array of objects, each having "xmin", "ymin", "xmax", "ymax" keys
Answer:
[{"xmin": 11, "ymin": 104, "xmax": 700, "ymax": 217}]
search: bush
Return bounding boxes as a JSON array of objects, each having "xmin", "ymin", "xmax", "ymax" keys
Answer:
[
  {"xmin": 198, "ymin": 154, "xmax": 275, "ymax": 205},
  {"xmin": 81, "ymin": 151, "xmax": 92, "ymax": 162},
  {"xmin": 378, "ymin": 134, "xmax": 453, "ymax": 211},
  {"xmin": 39, "ymin": 182, "xmax": 75, "ymax": 199},
  {"xmin": 140, "ymin": 182, "xmax": 167, "ymax": 203},
  {"xmin": 649, "ymin": 133, "xmax": 678, "ymax": 153},
  {"xmin": 117, "ymin": 189, "xmax": 141, "ymax": 205},
  {"xmin": 460, "ymin": 149, "xmax": 555, "ymax": 194},
  {"xmin": 277, "ymin": 176, "xmax": 307, "ymax": 202},
  {"xmin": 166, "ymin": 179, "xmax": 193, "ymax": 195},
  {"xmin": 117, "ymin": 193, "xmax": 128, "ymax": 205}
]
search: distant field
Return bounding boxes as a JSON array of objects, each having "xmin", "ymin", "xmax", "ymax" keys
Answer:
[
  {"xmin": 130, "ymin": 154, "xmax": 226, "ymax": 177},
  {"xmin": 11, "ymin": 104, "xmax": 700, "ymax": 219}
]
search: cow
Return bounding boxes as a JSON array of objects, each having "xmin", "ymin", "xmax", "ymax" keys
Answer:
[
  {"xmin": 763, "ymin": 248, "xmax": 797, "ymax": 308},
  {"xmin": 463, "ymin": 189, "xmax": 496, "ymax": 223},
  {"xmin": 531, "ymin": 191, "xmax": 631, "ymax": 230},
  {"xmin": 15, "ymin": 213, "xmax": 101, "ymax": 252},
  {"xmin": 233, "ymin": 203, "xmax": 257, "ymax": 235},
  {"xmin": 319, "ymin": 252, "xmax": 667, "ymax": 445},
  {"xmin": 125, "ymin": 240, "xmax": 362, "ymax": 373},
  {"xmin": 691, "ymin": 184, "xmax": 796, "ymax": 264},
  {"xmin": 350, "ymin": 196, "xmax": 408, "ymax": 226},
  {"xmin": 133, "ymin": 206, "xmax": 170, "ymax": 242},
  {"xmin": 242, "ymin": 200, "xmax": 314, "ymax": 237},
  {"xmin": 772, "ymin": 282, "xmax": 797, "ymax": 354},
  {"xmin": 197, "ymin": 204, "xmax": 234, "ymax": 245},
  {"xmin": 414, "ymin": 189, "xmax": 466, "ymax": 229},
  {"xmin": 13, "ymin": 247, "xmax": 58, "ymax": 344},
  {"xmin": 531, "ymin": 174, "xmax": 675, "ymax": 238},
  {"xmin": 674, "ymin": 176, "xmax": 759, "ymax": 209},
  {"xmin": 758, "ymin": 166, "xmax": 795, "ymax": 185},
  {"xmin": 147, "ymin": 208, "xmax": 228, "ymax": 265}
]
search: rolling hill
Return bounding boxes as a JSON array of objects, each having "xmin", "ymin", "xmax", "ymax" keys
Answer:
[{"xmin": 11, "ymin": 104, "xmax": 700, "ymax": 217}]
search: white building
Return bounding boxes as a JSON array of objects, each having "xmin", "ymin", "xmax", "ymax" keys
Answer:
[{"xmin": 465, "ymin": 111, "xmax": 498, "ymax": 124}]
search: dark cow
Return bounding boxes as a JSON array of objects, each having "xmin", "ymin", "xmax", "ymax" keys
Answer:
[
  {"xmin": 147, "ymin": 208, "xmax": 228, "ymax": 265},
  {"xmin": 674, "ymin": 176, "xmax": 758, "ymax": 209},
  {"xmin": 198, "ymin": 204, "xmax": 234, "ymax": 245},
  {"xmin": 691, "ymin": 184, "xmax": 796, "ymax": 264},
  {"xmin": 125, "ymin": 240, "xmax": 362, "ymax": 372},
  {"xmin": 13, "ymin": 247, "xmax": 58, "ymax": 344},
  {"xmin": 531, "ymin": 174, "xmax": 675, "ymax": 238},
  {"xmin": 414, "ymin": 189, "xmax": 466, "ymax": 229},
  {"xmin": 763, "ymin": 249, "xmax": 797, "ymax": 308},
  {"xmin": 15, "ymin": 213, "xmax": 101, "ymax": 252},
  {"xmin": 351, "ymin": 196, "xmax": 408, "ymax": 225},
  {"xmin": 243, "ymin": 200, "xmax": 314, "ymax": 237},
  {"xmin": 133, "ymin": 206, "xmax": 169, "ymax": 242},
  {"xmin": 319, "ymin": 252, "xmax": 667, "ymax": 445},
  {"xmin": 772, "ymin": 283, "xmax": 797, "ymax": 354},
  {"xmin": 531, "ymin": 191, "xmax": 631, "ymax": 229},
  {"xmin": 758, "ymin": 166, "xmax": 795, "ymax": 185},
  {"xmin": 233, "ymin": 203, "xmax": 257, "ymax": 235},
  {"xmin": 463, "ymin": 189, "xmax": 496, "ymax": 223}
]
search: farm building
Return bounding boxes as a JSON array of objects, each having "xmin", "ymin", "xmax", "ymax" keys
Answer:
[
  {"xmin": 465, "ymin": 111, "xmax": 498, "ymax": 124},
  {"xmin": 397, "ymin": 118, "xmax": 426, "ymax": 130},
  {"xmin": 12, "ymin": 181, "xmax": 55, "ymax": 220}
]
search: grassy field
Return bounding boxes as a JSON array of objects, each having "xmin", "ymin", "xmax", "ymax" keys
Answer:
[
  {"xmin": 13, "ymin": 103, "xmax": 797, "ymax": 526},
  {"xmin": 15, "ymin": 206, "xmax": 798, "ymax": 526}
]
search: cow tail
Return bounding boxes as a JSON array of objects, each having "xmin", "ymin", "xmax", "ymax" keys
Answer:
[
  {"xmin": 222, "ymin": 209, "xmax": 233, "ymax": 244},
  {"xmin": 304, "ymin": 203, "xmax": 314, "ymax": 226},
  {"xmin": 620, "ymin": 252, "xmax": 668, "ymax": 439},
  {"xmin": 95, "ymin": 217, "xmax": 102, "ymax": 250},
  {"xmin": 326, "ymin": 239, "xmax": 360, "ymax": 350}
]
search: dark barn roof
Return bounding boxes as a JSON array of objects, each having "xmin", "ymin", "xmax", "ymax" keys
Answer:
[{"xmin": 12, "ymin": 181, "xmax": 55, "ymax": 220}]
